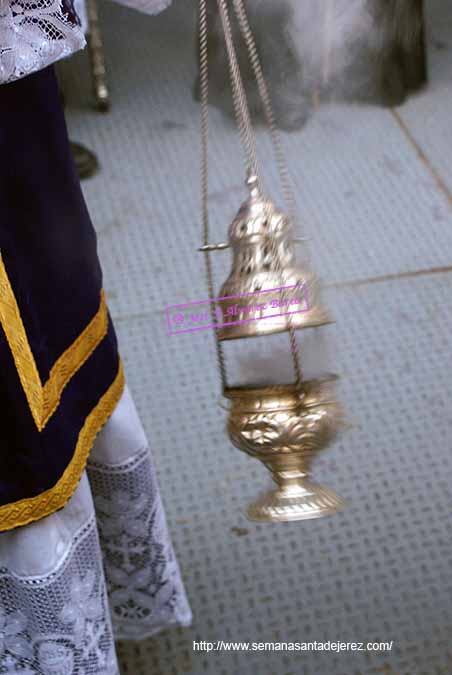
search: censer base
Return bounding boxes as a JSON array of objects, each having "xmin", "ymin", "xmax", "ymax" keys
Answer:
[{"xmin": 246, "ymin": 479, "xmax": 346, "ymax": 523}]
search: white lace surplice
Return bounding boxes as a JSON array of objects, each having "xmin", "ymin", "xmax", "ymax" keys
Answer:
[
  {"xmin": 0, "ymin": 386, "xmax": 192, "ymax": 675},
  {"xmin": 0, "ymin": 0, "xmax": 171, "ymax": 84}
]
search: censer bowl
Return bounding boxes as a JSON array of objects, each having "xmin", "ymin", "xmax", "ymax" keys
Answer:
[{"xmin": 224, "ymin": 377, "xmax": 346, "ymax": 522}]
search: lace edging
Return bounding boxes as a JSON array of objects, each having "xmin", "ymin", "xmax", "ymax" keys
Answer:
[{"xmin": 0, "ymin": 0, "xmax": 86, "ymax": 85}]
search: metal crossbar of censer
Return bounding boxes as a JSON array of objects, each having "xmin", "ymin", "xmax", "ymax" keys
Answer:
[{"xmin": 198, "ymin": 0, "xmax": 347, "ymax": 522}]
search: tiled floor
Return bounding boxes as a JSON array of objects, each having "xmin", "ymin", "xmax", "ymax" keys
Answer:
[{"xmin": 60, "ymin": 1, "xmax": 452, "ymax": 673}]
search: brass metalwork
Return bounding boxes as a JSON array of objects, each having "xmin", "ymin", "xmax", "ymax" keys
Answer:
[
  {"xmin": 198, "ymin": 0, "xmax": 347, "ymax": 522},
  {"xmin": 225, "ymin": 377, "xmax": 345, "ymax": 522},
  {"xmin": 214, "ymin": 176, "xmax": 332, "ymax": 340},
  {"xmin": 87, "ymin": 0, "xmax": 110, "ymax": 112}
]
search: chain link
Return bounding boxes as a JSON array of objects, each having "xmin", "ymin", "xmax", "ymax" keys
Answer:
[
  {"xmin": 231, "ymin": 0, "xmax": 308, "ymax": 254},
  {"xmin": 199, "ymin": 0, "xmax": 304, "ymax": 392},
  {"xmin": 231, "ymin": 0, "xmax": 305, "ymax": 389},
  {"xmin": 215, "ymin": 0, "xmax": 262, "ymax": 188},
  {"xmin": 199, "ymin": 0, "xmax": 229, "ymax": 392}
]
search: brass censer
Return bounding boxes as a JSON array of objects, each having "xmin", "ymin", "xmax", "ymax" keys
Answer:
[
  {"xmin": 198, "ymin": 0, "xmax": 347, "ymax": 522},
  {"xmin": 202, "ymin": 173, "xmax": 333, "ymax": 340},
  {"xmin": 225, "ymin": 378, "xmax": 344, "ymax": 522}
]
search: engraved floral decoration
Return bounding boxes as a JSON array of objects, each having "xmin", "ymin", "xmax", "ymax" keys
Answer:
[{"xmin": 228, "ymin": 389, "xmax": 342, "ymax": 458}]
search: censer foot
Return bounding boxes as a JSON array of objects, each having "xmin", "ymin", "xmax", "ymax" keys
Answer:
[{"xmin": 246, "ymin": 479, "xmax": 346, "ymax": 523}]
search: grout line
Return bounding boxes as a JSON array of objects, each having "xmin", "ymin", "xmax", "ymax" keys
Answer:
[
  {"xmin": 110, "ymin": 103, "xmax": 452, "ymax": 323},
  {"xmin": 325, "ymin": 265, "xmax": 452, "ymax": 290},
  {"xmin": 390, "ymin": 109, "xmax": 452, "ymax": 209},
  {"xmin": 113, "ymin": 310, "xmax": 155, "ymax": 323},
  {"xmin": 110, "ymin": 265, "xmax": 452, "ymax": 323}
]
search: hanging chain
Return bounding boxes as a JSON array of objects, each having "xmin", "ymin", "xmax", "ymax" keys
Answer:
[
  {"xmin": 200, "ymin": 0, "xmax": 229, "ymax": 393},
  {"xmin": 230, "ymin": 0, "xmax": 305, "ymax": 389},
  {"xmin": 216, "ymin": 0, "xmax": 261, "ymax": 187},
  {"xmin": 263, "ymin": 202, "xmax": 304, "ymax": 390},
  {"xmin": 200, "ymin": 0, "xmax": 304, "ymax": 392},
  {"xmin": 231, "ymin": 0, "xmax": 308, "ymax": 254}
]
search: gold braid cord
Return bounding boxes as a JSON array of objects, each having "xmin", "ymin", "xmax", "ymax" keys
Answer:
[
  {"xmin": 0, "ymin": 361, "xmax": 125, "ymax": 531},
  {"xmin": 0, "ymin": 253, "xmax": 124, "ymax": 531},
  {"xmin": 0, "ymin": 254, "xmax": 109, "ymax": 431}
]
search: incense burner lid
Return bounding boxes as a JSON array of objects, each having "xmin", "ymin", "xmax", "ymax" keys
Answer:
[{"xmin": 228, "ymin": 175, "xmax": 291, "ymax": 245}]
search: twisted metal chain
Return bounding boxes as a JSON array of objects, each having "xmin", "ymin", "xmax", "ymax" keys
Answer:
[
  {"xmin": 230, "ymin": 0, "xmax": 305, "ymax": 388},
  {"xmin": 199, "ymin": 0, "xmax": 229, "ymax": 392},
  {"xmin": 262, "ymin": 197, "xmax": 304, "ymax": 389},
  {"xmin": 200, "ymin": 0, "xmax": 304, "ymax": 391},
  {"xmin": 216, "ymin": 0, "xmax": 262, "ymax": 188},
  {"xmin": 231, "ymin": 0, "xmax": 308, "ymax": 254}
]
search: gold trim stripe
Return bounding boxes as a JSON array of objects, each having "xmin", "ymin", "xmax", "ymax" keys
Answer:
[
  {"xmin": 42, "ymin": 291, "xmax": 108, "ymax": 428},
  {"xmin": 0, "ymin": 360, "xmax": 125, "ymax": 532},
  {"xmin": 0, "ymin": 254, "xmax": 108, "ymax": 431},
  {"xmin": 0, "ymin": 255, "xmax": 42, "ymax": 428}
]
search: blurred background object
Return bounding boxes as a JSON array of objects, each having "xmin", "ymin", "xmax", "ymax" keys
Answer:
[
  {"xmin": 86, "ymin": 0, "xmax": 111, "ymax": 111},
  {"xmin": 201, "ymin": 0, "xmax": 427, "ymax": 130},
  {"xmin": 67, "ymin": 0, "xmax": 107, "ymax": 180},
  {"xmin": 71, "ymin": 140, "xmax": 100, "ymax": 178}
]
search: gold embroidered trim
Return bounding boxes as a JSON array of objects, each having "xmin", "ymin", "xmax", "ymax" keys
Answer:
[
  {"xmin": 0, "ymin": 254, "xmax": 108, "ymax": 431},
  {"xmin": 0, "ymin": 255, "xmax": 42, "ymax": 428},
  {"xmin": 41, "ymin": 290, "xmax": 108, "ymax": 428},
  {"xmin": 0, "ymin": 360, "xmax": 125, "ymax": 532}
]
